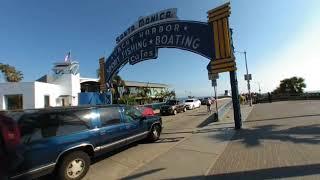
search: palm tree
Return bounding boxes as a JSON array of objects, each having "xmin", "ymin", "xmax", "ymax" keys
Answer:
[
  {"xmin": 111, "ymin": 75, "xmax": 125, "ymax": 103},
  {"xmin": 0, "ymin": 63, "xmax": 23, "ymax": 82}
]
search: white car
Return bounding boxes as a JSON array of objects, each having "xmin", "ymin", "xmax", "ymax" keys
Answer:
[{"xmin": 184, "ymin": 99, "xmax": 201, "ymax": 110}]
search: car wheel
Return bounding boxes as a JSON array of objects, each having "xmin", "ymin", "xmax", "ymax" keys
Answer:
[
  {"xmin": 183, "ymin": 107, "xmax": 187, "ymax": 112},
  {"xmin": 173, "ymin": 110, "xmax": 177, "ymax": 115},
  {"xmin": 148, "ymin": 124, "xmax": 161, "ymax": 142},
  {"xmin": 57, "ymin": 151, "xmax": 90, "ymax": 180}
]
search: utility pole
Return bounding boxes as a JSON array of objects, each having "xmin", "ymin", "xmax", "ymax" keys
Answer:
[
  {"xmin": 236, "ymin": 50, "xmax": 252, "ymax": 106},
  {"xmin": 244, "ymin": 51, "xmax": 252, "ymax": 106}
]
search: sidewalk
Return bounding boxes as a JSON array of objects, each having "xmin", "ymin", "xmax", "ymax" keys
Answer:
[{"xmin": 123, "ymin": 105, "xmax": 253, "ymax": 180}]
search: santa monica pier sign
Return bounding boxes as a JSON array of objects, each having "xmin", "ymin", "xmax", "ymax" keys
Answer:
[
  {"xmin": 103, "ymin": 3, "xmax": 242, "ymax": 129},
  {"xmin": 105, "ymin": 8, "xmax": 216, "ymax": 82}
]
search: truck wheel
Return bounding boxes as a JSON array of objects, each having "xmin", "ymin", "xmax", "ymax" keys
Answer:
[
  {"xmin": 57, "ymin": 151, "xmax": 90, "ymax": 180},
  {"xmin": 148, "ymin": 125, "xmax": 161, "ymax": 142},
  {"xmin": 173, "ymin": 110, "xmax": 177, "ymax": 115}
]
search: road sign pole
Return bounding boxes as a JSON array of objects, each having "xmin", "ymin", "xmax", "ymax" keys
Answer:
[
  {"xmin": 213, "ymin": 84, "xmax": 219, "ymax": 121},
  {"xmin": 244, "ymin": 51, "xmax": 252, "ymax": 106},
  {"xmin": 230, "ymin": 70, "xmax": 242, "ymax": 129}
]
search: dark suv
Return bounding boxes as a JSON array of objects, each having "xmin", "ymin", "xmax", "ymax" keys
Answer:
[
  {"xmin": 0, "ymin": 105, "xmax": 162, "ymax": 180},
  {"xmin": 160, "ymin": 100, "xmax": 186, "ymax": 115}
]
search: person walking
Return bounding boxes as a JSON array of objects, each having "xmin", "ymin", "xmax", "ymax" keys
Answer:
[
  {"xmin": 268, "ymin": 92, "xmax": 272, "ymax": 103},
  {"xmin": 206, "ymin": 98, "xmax": 212, "ymax": 114}
]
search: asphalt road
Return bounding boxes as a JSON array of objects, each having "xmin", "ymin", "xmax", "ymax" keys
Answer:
[{"xmin": 82, "ymin": 99, "xmax": 231, "ymax": 180}]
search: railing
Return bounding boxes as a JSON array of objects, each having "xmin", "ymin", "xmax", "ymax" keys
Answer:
[{"xmin": 255, "ymin": 93, "xmax": 320, "ymax": 103}]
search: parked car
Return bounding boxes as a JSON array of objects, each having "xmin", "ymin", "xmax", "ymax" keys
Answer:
[
  {"xmin": 184, "ymin": 99, "xmax": 201, "ymax": 110},
  {"xmin": 0, "ymin": 105, "xmax": 162, "ymax": 180},
  {"xmin": 201, "ymin": 97, "xmax": 214, "ymax": 105},
  {"xmin": 160, "ymin": 100, "xmax": 186, "ymax": 115},
  {"xmin": 135, "ymin": 106, "xmax": 155, "ymax": 117}
]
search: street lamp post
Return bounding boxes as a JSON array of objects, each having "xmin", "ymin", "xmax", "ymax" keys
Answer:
[{"xmin": 236, "ymin": 50, "xmax": 252, "ymax": 106}]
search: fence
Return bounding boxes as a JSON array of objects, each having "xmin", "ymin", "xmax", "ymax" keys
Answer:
[{"xmin": 255, "ymin": 93, "xmax": 320, "ymax": 103}]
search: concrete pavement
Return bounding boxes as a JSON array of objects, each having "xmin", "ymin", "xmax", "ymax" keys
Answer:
[
  {"xmin": 123, "ymin": 104, "xmax": 253, "ymax": 179},
  {"xmin": 125, "ymin": 101, "xmax": 320, "ymax": 180},
  {"xmin": 207, "ymin": 101, "xmax": 320, "ymax": 179}
]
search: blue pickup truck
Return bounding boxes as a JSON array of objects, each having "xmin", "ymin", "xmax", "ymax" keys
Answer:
[{"xmin": 0, "ymin": 105, "xmax": 162, "ymax": 180}]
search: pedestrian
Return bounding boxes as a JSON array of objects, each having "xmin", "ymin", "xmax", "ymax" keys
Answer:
[
  {"xmin": 268, "ymin": 92, "xmax": 272, "ymax": 103},
  {"xmin": 206, "ymin": 98, "xmax": 212, "ymax": 114}
]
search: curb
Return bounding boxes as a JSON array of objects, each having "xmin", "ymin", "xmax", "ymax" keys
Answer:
[{"xmin": 197, "ymin": 99, "xmax": 232, "ymax": 128}]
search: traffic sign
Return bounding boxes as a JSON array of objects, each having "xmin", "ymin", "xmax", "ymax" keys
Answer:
[
  {"xmin": 244, "ymin": 74, "xmax": 252, "ymax": 80},
  {"xmin": 212, "ymin": 79, "xmax": 217, "ymax": 87},
  {"xmin": 207, "ymin": 58, "xmax": 236, "ymax": 74},
  {"xmin": 208, "ymin": 73, "xmax": 219, "ymax": 80}
]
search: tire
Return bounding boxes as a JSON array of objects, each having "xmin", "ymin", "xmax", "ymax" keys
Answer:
[
  {"xmin": 148, "ymin": 124, "xmax": 161, "ymax": 142},
  {"xmin": 57, "ymin": 151, "xmax": 90, "ymax": 180},
  {"xmin": 183, "ymin": 107, "xmax": 187, "ymax": 112},
  {"xmin": 173, "ymin": 110, "xmax": 177, "ymax": 115}
]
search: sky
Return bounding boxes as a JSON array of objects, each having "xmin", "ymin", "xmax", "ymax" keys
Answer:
[{"xmin": 0, "ymin": 0, "xmax": 319, "ymax": 97}]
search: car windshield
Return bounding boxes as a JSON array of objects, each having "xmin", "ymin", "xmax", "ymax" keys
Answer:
[
  {"xmin": 166, "ymin": 100, "xmax": 177, "ymax": 105},
  {"xmin": 185, "ymin": 100, "xmax": 194, "ymax": 102}
]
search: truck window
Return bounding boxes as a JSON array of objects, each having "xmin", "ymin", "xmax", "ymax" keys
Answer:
[
  {"xmin": 99, "ymin": 107, "xmax": 121, "ymax": 127},
  {"xmin": 123, "ymin": 106, "xmax": 142, "ymax": 123},
  {"xmin": 18, "ymin": 110, "xmax": 91, "ymax": 144}
]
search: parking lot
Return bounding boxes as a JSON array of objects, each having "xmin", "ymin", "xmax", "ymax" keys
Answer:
[{"xmin": 80, "ymin": 99, "xmax": 231, "ymax": 180}]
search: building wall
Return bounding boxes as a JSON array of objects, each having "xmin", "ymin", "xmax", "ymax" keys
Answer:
[
  {"xmin": 34, "ymin": 82, "xmax": 62, "ymax": 108},
  {"xmin": 49, "ymin": 73, "xmax": 80, "ymax": 106},
  {"xmin": 0, "ymin": 82, "xmax": 35, "ymax": 110}
]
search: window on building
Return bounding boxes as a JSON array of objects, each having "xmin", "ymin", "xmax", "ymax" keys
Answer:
[
  {"xmin": 44, "ymin": 95, "xmax": 50, "ymax": 107},
  {"xmin": 5, "ymin": 94, "xmax": 23, "ymax": 110},
  {"xmin": 99, "ymin": 107, "xmax": 121, "ymax": 127}
]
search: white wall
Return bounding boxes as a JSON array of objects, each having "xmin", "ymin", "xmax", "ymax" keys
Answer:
[
  {"xmin": 0, "ymin": 82, "xmax": 35, "ymax": 110},
  {"xmin": 49, "ymin": 73, "xmax": 81, "ymax": 106},
  {"xmin": 34, "ymin": 82, "xmax": 62, "ymax": 108}
]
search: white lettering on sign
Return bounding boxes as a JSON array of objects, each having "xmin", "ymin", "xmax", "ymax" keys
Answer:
[
  {"xmin": 155, "ymin": 35, "xmax": 200, "ymax": 49},
  {"xmin": 116, "ymin": 8, "xmax": 178, "ymax": 44}
]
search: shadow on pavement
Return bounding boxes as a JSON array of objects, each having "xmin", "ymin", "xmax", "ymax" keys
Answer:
[
  {"xmin": 212, "ymin": 123, "xmax": 320, "ymax": 147},
  {"xmin": 140, "ymin": 137, "xmax": 185, "ymax": 144},
  {"xmin": 187, "ymin": 112, "xmax": 208, "ymax": 117},
  {"xmin": 122, "ymin": 168, "xmax": 166, "ymax": 180},
  {"xmin": 248, "ymin": 113, "xmax": 320, "ymax": 123},
  {"xmin": 197, "ymin": 113, "xmax": 218, "ymax": 128},
  {"xmin": 166, "ymin": 163, "xmax": 320, "ymax": 180},
  {"xmin": 162, "ymin": 131, "xmax": 194, "ymax": 135}
]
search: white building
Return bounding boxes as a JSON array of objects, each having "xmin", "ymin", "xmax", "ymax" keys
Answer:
[
  {"xmin": 0, "ymin": 61, "xmax": 82, "ymax": 110},
  {"xmin": 0, "ymin": 59, "xmax": 169, "ymax": 110}
]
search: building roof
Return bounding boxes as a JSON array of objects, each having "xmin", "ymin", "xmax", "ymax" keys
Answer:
[
  {"xmin": 124, "ymin": 81, "xmax": 169, "ymax": 88},
  {"xmin": 79, "ymin": 77, "xmax": 169, "ymax": 88}
]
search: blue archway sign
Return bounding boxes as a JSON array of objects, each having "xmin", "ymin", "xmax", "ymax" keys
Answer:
[
  {"xmin": 105, "ymin": 20, "xmax": 215, "ymax": 82},
  {"xmin": 103, "ymin": 3, "xmax": 242, "ymax": 129}
]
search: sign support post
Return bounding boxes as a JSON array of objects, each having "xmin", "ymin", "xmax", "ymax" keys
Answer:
[
  {"xmin": 207, "ymin": 3, "xmax": 242, "ymax": 129},
  {"xmin": 230, "ymin": 70, "xmax": 242, "ymax": 129},
  {"xmin": 212, "ymin": 79, "xmax": 219, "ymax": 121}
]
